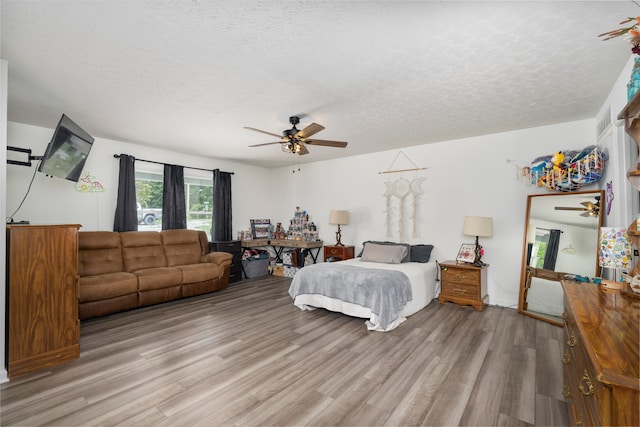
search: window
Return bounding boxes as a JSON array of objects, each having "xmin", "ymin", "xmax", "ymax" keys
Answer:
[
  {"xmin": 530, "ymin": 230, "xmax": 550, "ymax": 269},
  {"xmin": 185, "ymin": 175, "xmax": 213, "ymax": 238},
  {"xmin": 135, "ymin": 169, "xmax": 213, "ymax": 238}
]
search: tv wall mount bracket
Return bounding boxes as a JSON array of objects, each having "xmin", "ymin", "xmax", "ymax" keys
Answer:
[{"xmin": 6, "ymin": 146, "xmax": 43, "ymax": 167}]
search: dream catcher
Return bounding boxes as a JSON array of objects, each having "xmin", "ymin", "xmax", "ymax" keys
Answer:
[{"xmin": 380, "ymin": 151, "xmax": 427, "ymax": 240}]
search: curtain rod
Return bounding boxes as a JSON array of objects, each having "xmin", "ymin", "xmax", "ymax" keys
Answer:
[
  {"xmin": 537, "ymin": 227, "xmax": 564, "ymax": 233},
  {"xmin": 113, "ymin": 154, "xmax": 234, "ymax": 174}
]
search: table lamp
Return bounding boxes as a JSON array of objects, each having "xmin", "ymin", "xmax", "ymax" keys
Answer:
[
  {"xmin": 463, "ymin": 216, "xmax": 493, "ymax": 266},
  {"xmin": 599, "ymin": 227, "xmax": 632, "ymax": 289},
  {"xmin": 329, "ymin": 210, "xmax": 349, "ymax": 246}
]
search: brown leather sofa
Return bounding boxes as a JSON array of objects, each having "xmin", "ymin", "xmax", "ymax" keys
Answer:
[{"xmin": 78, "ymin": 229, "xmax": 233, "ymax": 320}]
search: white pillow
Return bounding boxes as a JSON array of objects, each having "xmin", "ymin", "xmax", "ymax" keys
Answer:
[
  {"xmin": 527, "ymin": 277, "xmax": 564, "ymax": 317},
  {"xmin": 360, "ymin": 243, "xmax": 408, "ymax": 264}
]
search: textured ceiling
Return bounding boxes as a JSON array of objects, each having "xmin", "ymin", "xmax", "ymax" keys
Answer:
[{"xmin": 1, "ymin": 1, "xmax": 638, "ymax": 168}]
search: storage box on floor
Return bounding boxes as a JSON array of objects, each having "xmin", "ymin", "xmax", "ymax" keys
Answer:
[
  {"xmin": 242, "ymin": 249, "xmax": 270, "ymax": 278},
  {"xmin": 281, "ymin": 249, "xmax": 302, "ymax": 277}
]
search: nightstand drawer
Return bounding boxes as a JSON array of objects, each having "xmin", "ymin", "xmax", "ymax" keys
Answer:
[
  {"xmin": 324, "ymin": 245, "xmax": 354, "ymax": 261},
  {"xmin": 441, "ymin": 281, "xmax": 480, "ymax": 299},
  {"xmin": 441, "ymin": 268, "xmax": 480, "ymax": 286}
]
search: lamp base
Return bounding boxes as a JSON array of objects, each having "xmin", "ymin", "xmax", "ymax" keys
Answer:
[{"xmin": 335, "ymin": 225, "xmax": 344, "ymax": 246}]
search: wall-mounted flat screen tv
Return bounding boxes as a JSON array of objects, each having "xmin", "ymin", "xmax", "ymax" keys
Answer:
[{"xmin": 38, "ymin": 114, "xmax": 94, "ymax": 182}]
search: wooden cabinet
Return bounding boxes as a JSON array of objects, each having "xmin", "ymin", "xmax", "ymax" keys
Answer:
[
  {"xmin": 561, "ymin": 281, "xmax": 639, "ymax": 427},
  {"xmin": 438, "ymin": 260, "xmax": 487, "ymax": 311},
  {"xmin": 210, "ymin": 240, "xmax": 242, "ymax": 283},
  {"xmin": 6, "ymin": 224, "xmax": 81, "ymax": 378},
  {"xmin": 324, "ymin": 245, "xmax": 354, "ymax": 262}
]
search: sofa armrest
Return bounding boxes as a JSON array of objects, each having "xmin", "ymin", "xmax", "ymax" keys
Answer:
[{"xmin": 202, "ymin": 251, "xmax": 233, "ymax": 267}]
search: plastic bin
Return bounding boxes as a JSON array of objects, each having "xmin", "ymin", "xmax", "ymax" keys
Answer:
[{"xmin": 242, "ymin": 258, "xmax": 270, "ymax": 278}]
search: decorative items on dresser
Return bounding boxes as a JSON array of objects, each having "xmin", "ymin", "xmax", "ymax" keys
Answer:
[
  {"xmin": 438, "ymin": 260, "xmax": 487, "ymax": 311},
  {"xmin": 561, "ymin": 280, "xmax": 639, "ymax": 427},
  {"xmin": 323, "ymin": 245, "xmax": 354, "ymax": 262},
  {"xmin": 210, "ymin": 240, "xmax": 242, "ymax": 283},
  {"xmin": 5, "ymin": 224, "xmax": 81, "ymax": 378}
]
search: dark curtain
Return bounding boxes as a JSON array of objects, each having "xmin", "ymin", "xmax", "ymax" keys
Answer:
[
  {"xmin": 113, "ymin": 154, "xmax": 138, "ymax": 232},
  {"xmin": 211, "ymin": 169, "xmax": 232, "ymax": 241},
  {"xmin": 543, "ymin": 229, "xmax": 561, "ymax": 270},
  {"xmin": 162, "ymin": 164, "xmax": 187, "ymax": 230}
]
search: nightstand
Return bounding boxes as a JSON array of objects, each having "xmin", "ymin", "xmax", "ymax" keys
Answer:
[
  {"xmin": 324, "ymin": 245, "xmax": 355, "ymax": 262},
  {"xmin": 438, "ymin": 260, "xmax": 487, "ymax": 311}
]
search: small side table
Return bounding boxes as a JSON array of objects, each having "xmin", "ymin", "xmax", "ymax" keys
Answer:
[
  {"xmin": 324, "ymin": 245, "xmax": 355, "ymax": 262},
  {"xmin": 438, "ymin": 260, "xmax": 487, "ymax": 311}
]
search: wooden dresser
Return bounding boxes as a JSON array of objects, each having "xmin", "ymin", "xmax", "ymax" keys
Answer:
[
  {"xmin": 438, "ymin": 260, "xmax": 487, "ymax": 311},
  {"xmin": 561, "ymin": 281, "xmax": 639, "ymax": 426},
  {"xmin": 6, "ymin": 224, "xmax": 81, "ymax": 378}
]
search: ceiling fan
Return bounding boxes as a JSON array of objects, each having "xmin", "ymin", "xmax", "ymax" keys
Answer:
[
  {"xmin": 245, "ymin": 116, "xmax": 348, "ymax": 155},
  {"xmin": 554, "ymin": 197, "xmax": 600, "ymax": 217}
]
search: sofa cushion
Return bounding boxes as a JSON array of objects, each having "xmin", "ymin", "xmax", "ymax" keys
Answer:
[
  {"xmin": 161, "ymin": 229, "xmax": 203, "ymax": 267},
  {"xmin": 79, "ymin": 272, "xmax": 138, "ymax": 303},
  {"xmin": 176, "ymin": 263, "xmax": 221, "ymax": 284},
  {"xmin": 121, "ymin": 231, "xmax": 168, "ymax": 272},
  {"xmin": 79, "ymin": 231, "xmax": 124, "ymax": 276},
  {"xmin": 134, "ymin": 267, "xmax": 183, "ymax": 291}
]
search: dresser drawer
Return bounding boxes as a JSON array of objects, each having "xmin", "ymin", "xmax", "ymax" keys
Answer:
[
  {"xmin": 441, "ymin": 268, "xmax": 480, "ymax": 286},
  {"xmin": 210, "ymin": 240, "xmax": 241, "ymax": 252}
]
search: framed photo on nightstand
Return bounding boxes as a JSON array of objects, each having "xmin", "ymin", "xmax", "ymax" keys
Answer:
[{"xmin": 456, "ymin": 243, "xmax": 477, "ymax": 264}]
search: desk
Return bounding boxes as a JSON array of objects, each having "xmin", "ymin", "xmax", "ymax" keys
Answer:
[{"xmin": 241, "ymin": 238, "xmax": 323, "ymax": 264}]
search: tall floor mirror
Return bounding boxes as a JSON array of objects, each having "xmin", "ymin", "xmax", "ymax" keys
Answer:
[{"xmin": 518, "ymin": 190, "xmax": 604, "ymax": 326}]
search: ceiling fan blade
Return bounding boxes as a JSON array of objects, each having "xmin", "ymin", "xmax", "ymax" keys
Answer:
[
  {"xmin": 244, "ymin": 127, "xmax": 283, "ymax": 139},
  {"xmin": 249, "ymin": 141, "xmax": 283, "ymax": 147},
  {"xmin": 296, "ymin": 123, "xmax": 325, "ymax": 139},
  {"xmin": 305, "ymin": 139, "xmax": 348, "ymax": 148}
]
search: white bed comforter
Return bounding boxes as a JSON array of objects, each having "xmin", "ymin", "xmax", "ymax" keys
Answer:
[{"xmin": 290, "ymin": 258, "xmax": 439, "ymax": 331}]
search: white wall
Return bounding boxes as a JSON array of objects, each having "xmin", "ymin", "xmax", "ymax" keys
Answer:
[
  {"xmin": 8, "ymin": 117, "xmax": 603, "ymax": 311},
  {"xmin": 271, "ymin": 119, "xmax": 599, "ymax": 308},
  {"xmin": 597, "ymin": 55, "xmax": 639, "ymax": 228},
  {"xmin": 6, "ymin": 122, "xmax": 277, "ymax": 232},
  {"xmin": 1, "ymin": 60, "xmax": 8, "ymax": 383}
]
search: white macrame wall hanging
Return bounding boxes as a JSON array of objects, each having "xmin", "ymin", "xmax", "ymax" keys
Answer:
[{"xmin": 379, "ymin": 151, "xmax": 427, "ymax": 241}]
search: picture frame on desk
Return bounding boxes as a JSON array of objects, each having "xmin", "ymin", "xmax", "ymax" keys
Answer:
[
  {"xmin": 456, "ymin": 243, "xmax": 477, "ymax": 264},
  {"xmin": 250, "ymin": 219, "xmax": 271, "ymax": 239}
]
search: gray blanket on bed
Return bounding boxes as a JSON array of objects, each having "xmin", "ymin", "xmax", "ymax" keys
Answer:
[{"xmin": 288, "ymin": 263, "xmax": 412, "ymax": 329}]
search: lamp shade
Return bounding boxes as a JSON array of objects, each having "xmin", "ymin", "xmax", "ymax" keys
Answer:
[
  {"xmin": 527, "ymin": 225, "xmax": 537, "ymax": 244},
  {"xmin": 463, "ymin": 216, "xmax": 493, "ymax": 238},
  {"xmin": 599, "ymin": 227, "xmax": 633, "ymax": 270},
  {"xmin": 329, "ymin": 210, "xmax": 349, "ymax": 225}
]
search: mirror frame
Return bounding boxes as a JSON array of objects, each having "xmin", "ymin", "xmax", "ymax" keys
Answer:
[{"xmin": 518, "ymin": 189, "xmax": 604, "ymax": 326}]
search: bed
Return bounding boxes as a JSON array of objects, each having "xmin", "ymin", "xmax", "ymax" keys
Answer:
[{"xmin": 288, "ymin": 241, "xmax": 439, "ymax": 331}]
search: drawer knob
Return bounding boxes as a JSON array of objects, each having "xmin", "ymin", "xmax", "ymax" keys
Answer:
[
  {"xmin": 561, "ymin": 311, "xmax": 568, "ymax": 320},
  {"xmin": 578, "ymin": 370, "xmax": 595, "ymax": 396},
  {"xmin": 454, "ymin": 287, "xmax": 467, "ymax": 295},
  {"xmin": 562, "ymin": 350, "xmax": 571, "ymax": 365},
  {"xmin": 567, "ymin": 333, "xmax": 578, "ymax": 347},
  {"xmin": 562, "ymin": 385, "xmax": 571, "ymax": 398},
  {"xmin": 576, "ymin": 417, "xmax": 584, "ymax": 427}
]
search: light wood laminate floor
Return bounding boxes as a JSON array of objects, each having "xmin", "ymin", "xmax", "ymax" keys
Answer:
[{"xmin": 0, "ymin": 276, "xmax": 568, "ymax": 426}]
